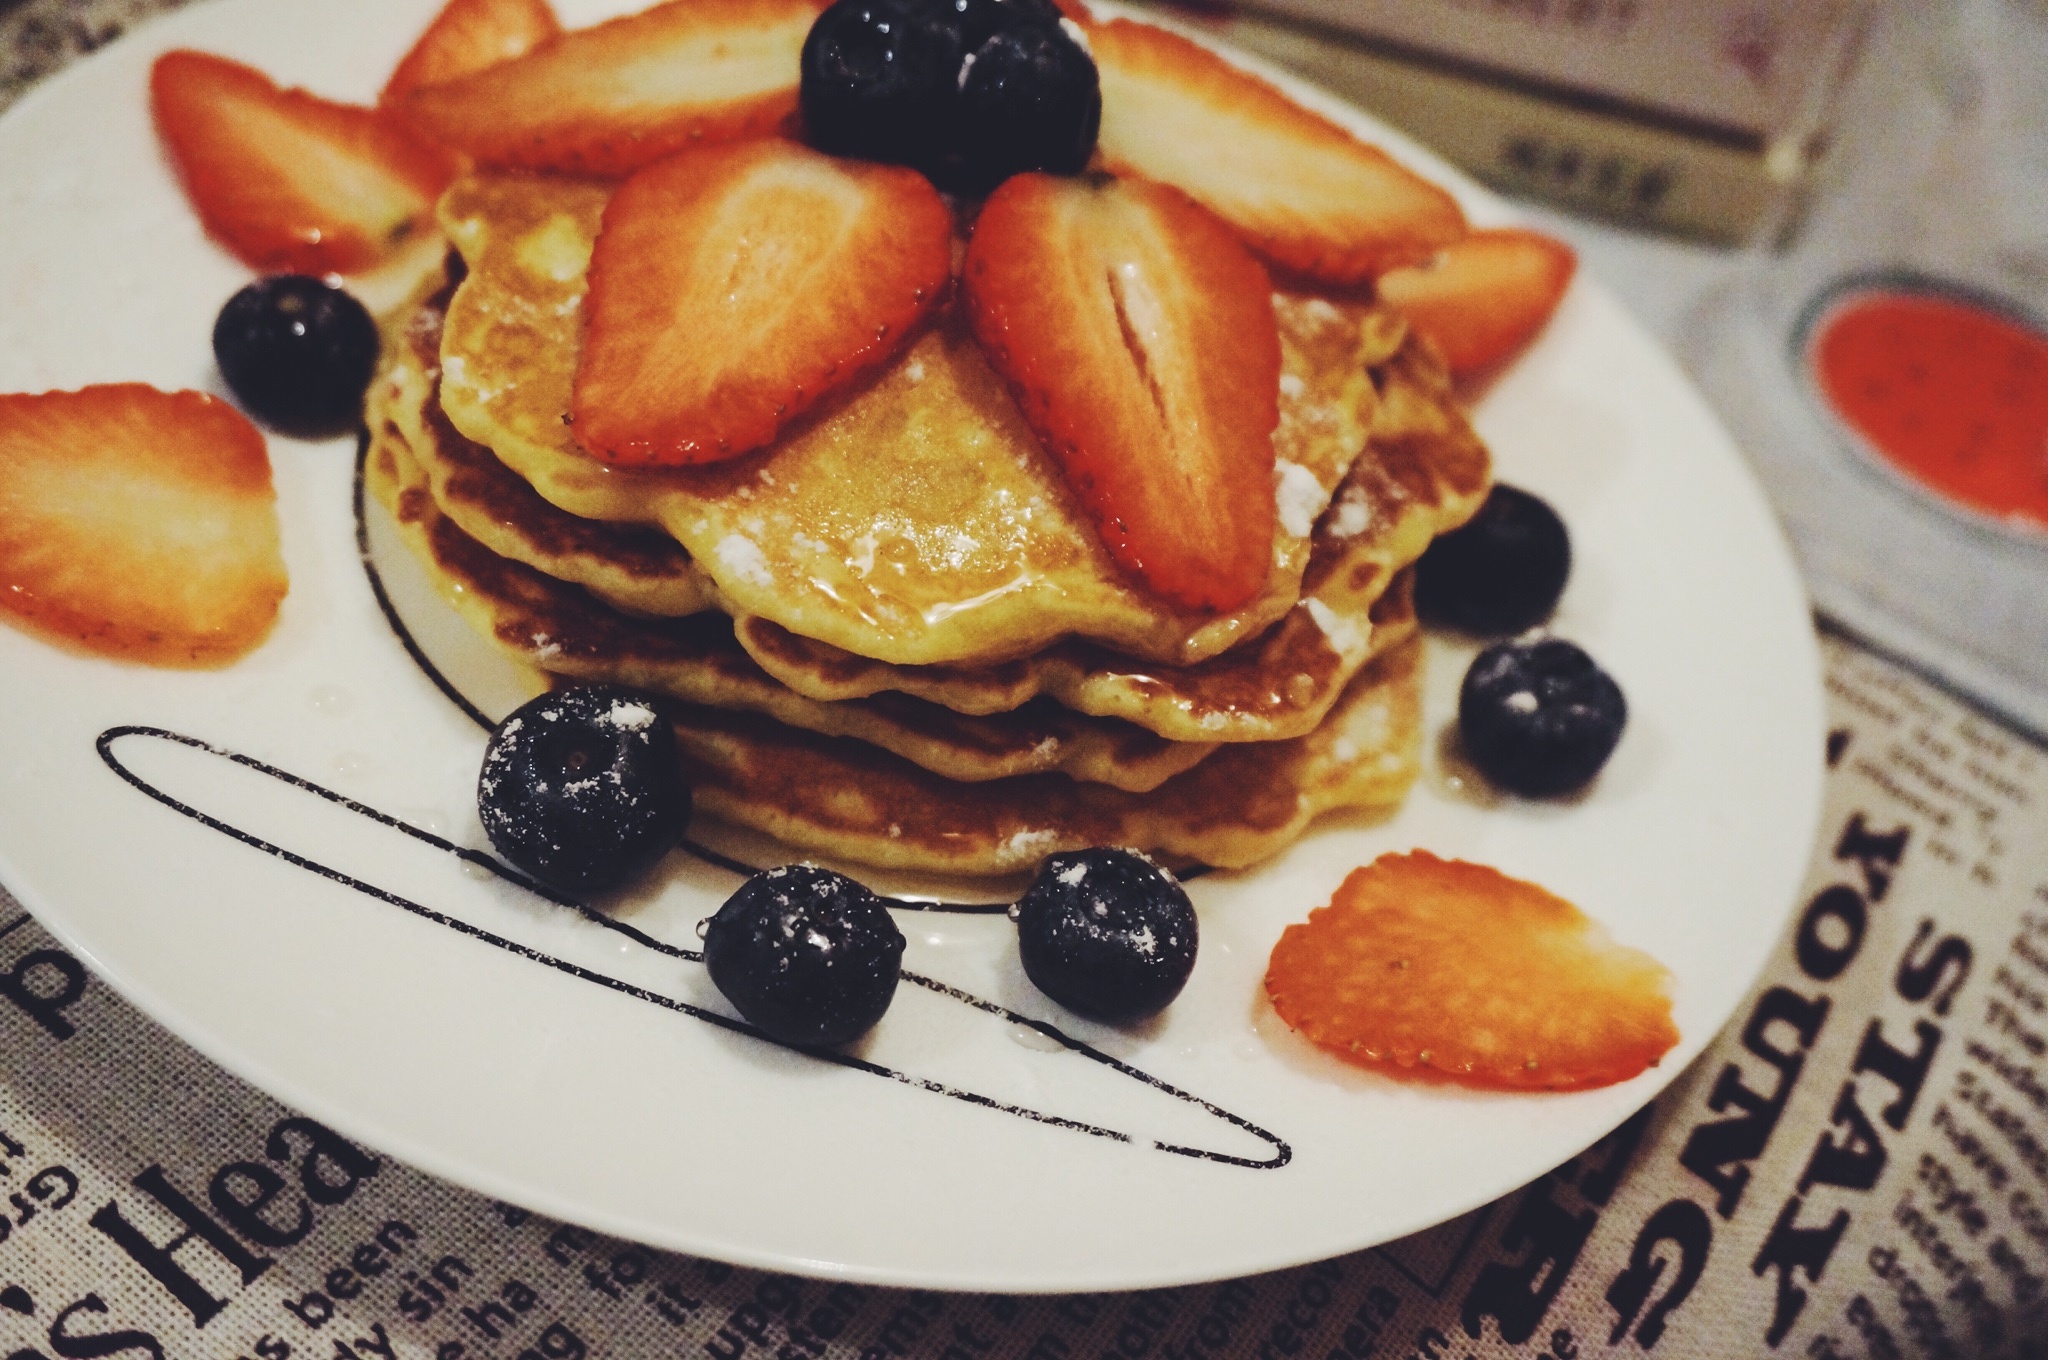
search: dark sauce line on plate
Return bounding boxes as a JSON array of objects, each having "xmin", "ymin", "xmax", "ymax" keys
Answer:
[
  {"xmin": 899, "ymin": 968, "xmax": 1290, "ymax": 1165},
  {"xmin": 95, "ymin": 726, "xmax": 1289, "ymax": 1169}
]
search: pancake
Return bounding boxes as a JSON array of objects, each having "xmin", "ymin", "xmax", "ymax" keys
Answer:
[
  {"xmin": 430, "ymin": 171, "xmax": 1407, "ymax": 668},
  {"xmin": 375, "ymin": 276, "xmax": 1467, "ymax": 744},
  {"xmin": 732, "ymin": 339, "xmax": 1482, "ymax": 741},
  {"xmin": 673, "ymin": 637, "xmax": 1423, "ymax": 875},
  {"xmin": 373, "ymin": 412, "xmax": 1421, "ymax": 872},
  {"xmin": 366, "ymin": 424, "xmax": 1229, "ymax": 792},
  {"xmin": 380, "ymin": 287, "xmax": 716, "ymax": 618}
]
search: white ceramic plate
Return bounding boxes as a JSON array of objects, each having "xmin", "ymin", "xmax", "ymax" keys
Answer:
[{"xmin": 0, "ymin": 0, "xmax": 1824, "ymax": 1292}]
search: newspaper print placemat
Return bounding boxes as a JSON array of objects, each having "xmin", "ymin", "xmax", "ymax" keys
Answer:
[{"xmin": 4, "ymin": 629, "xmax": 2045, "ymax": 1360}]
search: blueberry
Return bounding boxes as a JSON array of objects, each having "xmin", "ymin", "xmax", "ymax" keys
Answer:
[
  {"xmin": 212, "ymin": 275, "xmax": 380, "ymax": 436},
  {"xmin": 940, "ymin": 21, "xmax": 1099, "ymax": 195},
  {"xmin": 1415, "ymin": 485, "xmax": 1571, "ymax": 635},
  {"xmin": 1012, "ymin": 848, "xmax": 1196, "ymax": 1023},
  {"xmin": 477, "ymin": 686, "xmax": 690, "ymax": 895},
  {"xmin": 799, "ymin": 0, "xmax": 964, "ymax": 169},
  {"xmin": 703, "ymin": 865, "xmax": 906, "ymax": 1047},
  {"xmin": 1459, "ymin": 637, "xmax": 1626, "ymax": 797}
]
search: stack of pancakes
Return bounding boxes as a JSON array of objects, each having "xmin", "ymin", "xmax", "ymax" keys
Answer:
[{"xmin": 364, "ymin": 173, "xmax": 1492, "ymax": 876}]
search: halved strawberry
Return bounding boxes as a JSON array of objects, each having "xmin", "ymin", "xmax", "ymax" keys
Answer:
[
  {"xmin": 151, "ymin": 50, "xmax": 455, "ymax": 275},
  {"xmin": 379, "ymin": 0, "xmax": 563, "ymax": 107},
  {"xmin": 1266, "ymin": 852, "xmax": 1678, "ymax": 1091},
  {"xmin": 400, "ymin": 0, "xmax": 824, "ymax": 177},
  {"xmin": 1377, "ymin": 228, "xmax": 1576, "ymax": 376},
  {"xmin": 573, "ymin": 140, "xmax": 952, "ymax": 465},
  {"xmin": 1088, "ymin": 19, "xmax": 1465, "ymax": 286},
  {"xmin": 0, "ymin": 385, "xmax": 288, "ymax": 668},
  {"xmin": 963, "ymin": 174, "xmax": 1279, "ymax": 612}
]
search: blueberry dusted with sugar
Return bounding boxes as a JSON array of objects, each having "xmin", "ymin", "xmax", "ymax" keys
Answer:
[
  {"xmin": 1459, "ymin": 637, "xmax": 1626, "ymax": 797},
  {"xmin": 213, "ymin": 275, "xmax": 379, "ymax": 436},
  {"xmin": 1415, "ymin": 484, "xmax": 1571, "ymax": 635},
  {"xmin": 800, "ymin": 0, "xmax": 963, "ymax": 169},
  {"xmin": 1013, "ymin": 848, "xmax": 1196, "ymax": 1023},
  {"xmin": 704, "ymin": 865, "xmax": 906, "ymax": 1047},
  {"xmin": 944, "ymin": 21, "xmax": 1100, "ymax": 195},
  {"xmin": 477, "ymin": 685, "xmax": 690, "ymax": 896}
]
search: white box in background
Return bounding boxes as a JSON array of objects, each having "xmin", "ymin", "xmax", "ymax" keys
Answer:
[{"xmin": 1230, "ymin": 0, "xmax": 1867, "ymax": 141}]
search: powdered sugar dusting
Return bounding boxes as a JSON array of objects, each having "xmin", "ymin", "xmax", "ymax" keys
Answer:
[
  {"xmin": 1305, "ymin": 597, "xmax": 1366, "ymax": 659},
  {"xmin": 603, "ymin": 699, "xmax": 657, "ymax": 731},
  {"xmin": 715, "ymin": 534, "xmax": 773, "ymax": 588},
  {"xmin": 1330, "ymin": 492, "xmax": 1370, "ymax": 539},
  {"xmin": 1273, "ymin": 460, "xmax": 1324, "ymax": 539},
  {"xmin": 996, "ymin": 828, "xmax": 1059, "ymax": 867}
]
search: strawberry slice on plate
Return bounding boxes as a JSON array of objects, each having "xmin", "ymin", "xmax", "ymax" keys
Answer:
[
  {"xmin": 963, "ymin": 173, "xmax": 1280, "ymax": 613},
  {"xmin": 1377, "ymin": 228, "xmax": 1576, "ymax": 376},
  {"xmin": 1266, "ymin": 852, "xmax": 1678, "ymax": 1091},
  {"xmin": 399, "ymin": 0, "xmax": 824, "ymax": 177},
  {"xmin": 0, "ymin": 385, "xmax": 288, "ymax": 668},
  {"xmin": 379, "ymin": 0, "xmax": 563, "ymax": 107},
  {"xmin": 1088, "ymin": 18, "xmax": 1465, "ymax": 286},
  {"xmin": 151, "ymin": 50, "xmax": 455, "ymax": 275},
  {"xmin": 573, "ymin": 140, "xmax": 953, "ymax": 465}
]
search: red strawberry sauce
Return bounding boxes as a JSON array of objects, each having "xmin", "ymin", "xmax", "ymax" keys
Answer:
[{"xmin": 1809, "ymin": 288, "xmax": 2048, "ymax": 531}]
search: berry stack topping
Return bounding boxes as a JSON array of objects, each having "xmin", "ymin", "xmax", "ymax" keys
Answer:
[
  {"xmin": 797, "ymin": 0, "xmax": 1097, "ymax": 194},
  {"xmin": 1266, "ymin": 851, "xmax": 1676, "ymax": 1091},
  {"xmin": 573, "ymin": 139, "xmax": 953, "ymax": 465},
  {"xmin": 151, "ymin": 50, "xmax": 455, "ymax": 275},
  {"xmin": 477, "ymin": 686, "xmax": 691, "ymax": 895},
  {"xmin": 398, "ymin": 0, "xmax": 824, "ymax": 178},
  {"xmin": 1376, "ymin": 229, "xmax": 1576, "ymax": 376},
  {"xmin": 1012, "ymin": 848, "xmax": 1197, "ymax": 1023},
  {"xmin": 1087, "ymin": 18, "xmax": 1464, "ymax": 285},
  {"xmin": 213, "ymin": 276, "xmax": 381, "ymax": 437},
  {"xmin": 963, "ymin": 173, "xmax": 1280, "ymax": 611},
  {"xmin": 0, "ymin": 385, "xmax": 287, "ymax": 667},
  {"xmin": 1459, "ymin": 637, "xmax": 1626, "ymax": 797},
  {"xmin": 1414, "ymin": 484, "xmax": 1570, "ymax": 636},
  {"xmin": 704, "ymin": 865, "xmax": 907, "ymax": 1047},
  {"xmin": 378, "ymin": 0, "xmax": 563, "ymax": 109}
]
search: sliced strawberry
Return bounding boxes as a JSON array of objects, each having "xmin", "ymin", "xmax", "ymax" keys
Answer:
[
  {"xmin": 400, "ymin": 0, "xmax": 824, "ymax": 177},
  {"xmin": 151, "ymin": 50, "xmax": 455, "ymax": 275},
  {"xmin": 1266, "ymin": 852, "xmax": 1678, "ymax": 1091},
  {"xmin": 0, "ymin": 385, "xmax": 287, "ymax": 668},
  {"xmin": 963, "ymin": 173, "xmax": 1279, "ymax": 612},
  {"xmin": 1088, "ymin": 19, "xmax": 1465, "ymax": 286},
  {"xmin": 379, "ymin": 0, "xmax": 563, "ymax": 107},
  {"xmin": 573, "ymin": 140, "xmax": 952, "ymax": 465},
  {"xmin": 1377, "ymin": 228, "xmax": 1576, "ymax": 376}
]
